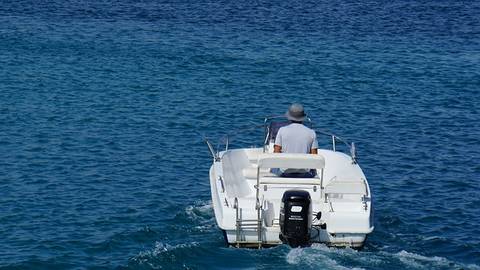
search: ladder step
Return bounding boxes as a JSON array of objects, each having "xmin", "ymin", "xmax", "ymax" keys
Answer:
[{"xmin": 235, "ymin": 199, "xmax": 263, "ymax": 248}]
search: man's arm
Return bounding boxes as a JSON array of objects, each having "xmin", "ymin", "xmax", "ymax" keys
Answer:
[
  {"xmin": 311, "ymin": 130, "xmax": 318, "ymax": 154},
  {"xmin": 274, "ymin": 128, "xmax": 283, "ymax": 153},
  {"xmin": 274, "ymin": 145, "xmax": 282, "ymax": 153}
]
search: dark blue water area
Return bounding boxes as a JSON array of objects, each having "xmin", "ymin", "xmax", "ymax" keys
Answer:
[{"xmin": 1, "ymin": 0, "xmax": 479, "ymax": 269}]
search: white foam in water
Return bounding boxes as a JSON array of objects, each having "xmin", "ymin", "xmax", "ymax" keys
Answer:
[
  {"xmin": 131, "ymin": 241, "xmax": 200, "ymax": 267},
  {"xmin": 396, "ymin": 250, "xmax": 449, "ymax": 267},
  {"xmin": 184, "ymin": 201, "xmax": 216, "ymax": 233},
  {"xmin": 286, "ymin": 247, "xmax": 303, "ymax": 264},
  {"xmin": 382, "ymin": 250, "xmax": 480, "ymax": 270},
  {"xmin": 136, "ymin": 241, "xmax": 200, "ymax": 259},
  {"xmin": 184, "ymin": 200, "xmax": 213, "ymax": 221},
  {"xmin": 286, "ymin": 245, "xmax": 364, "ymax": 270},
  {"xmin": 311, "ymin": 244, "xmax": 384, "ymax": 266},
  {"xmin": 421, "ymin": 235, "xmax": 447, "ymax": 241},
  {"xmin": 285, "ymin": 243, "xmax": 480, "ymax": 270},
  {"xmin": 310, "ymin": 243, "xmax": 357, "ymax": 255}
]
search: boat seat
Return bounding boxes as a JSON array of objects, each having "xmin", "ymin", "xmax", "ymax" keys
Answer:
[
  {"xmin": 243, "ymin": 167, "xmax": 276, "ymax": 179},
  {"xmin": 324, "ymin": 181, "xmax": 366, "ymax": 195},
  {"xmin": 260, "ymin": 176, "xmax": 321, "ymax": 185}
]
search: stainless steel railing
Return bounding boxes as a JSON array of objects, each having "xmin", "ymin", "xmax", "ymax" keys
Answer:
[
  {"xmin": 262, "ymin": 116, "xmax": 357, "ymax": 164},
  {"xmin": 205, "ymin": 116, "xmax": 358, "ymax": 164}
]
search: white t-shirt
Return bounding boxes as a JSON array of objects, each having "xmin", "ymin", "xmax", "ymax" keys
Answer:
[{"xmin": 274, "ymin": 123, "xmax": 318, "ymax": 153}]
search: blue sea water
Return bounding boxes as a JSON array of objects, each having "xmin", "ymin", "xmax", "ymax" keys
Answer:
[{"xmin": 1, "ymin": 0, "xmax": 479, "ymax": 269}]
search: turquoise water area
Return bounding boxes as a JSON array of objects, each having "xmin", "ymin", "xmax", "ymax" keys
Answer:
[{"xmin": 0, "ymin": 0, "xmax": 479, "ymax": 269}]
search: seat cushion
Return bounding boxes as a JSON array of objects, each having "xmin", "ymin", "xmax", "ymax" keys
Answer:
[{"xmin": 243, "ymin": 167, "xmax": 276, "ymax": 179}]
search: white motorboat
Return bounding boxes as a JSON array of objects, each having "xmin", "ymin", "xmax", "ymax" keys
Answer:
[{"xmin": 206, "ymin": 117, "xmax": 374, "ymax": 248}]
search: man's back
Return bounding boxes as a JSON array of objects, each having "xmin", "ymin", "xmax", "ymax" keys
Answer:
[{"xmin": 274, "ymin": 123, "xmax": 318, "ymax": 154}]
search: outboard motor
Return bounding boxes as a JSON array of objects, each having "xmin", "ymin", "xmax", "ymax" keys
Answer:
[{"xmin": 279, "ymin": 190, "xmax": 312, "ymax": 247}]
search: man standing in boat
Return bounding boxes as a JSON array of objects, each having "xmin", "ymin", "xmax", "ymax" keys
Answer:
[{"xmin": 273, "ymin": 103, "xmax": 318, "ymax": 177}]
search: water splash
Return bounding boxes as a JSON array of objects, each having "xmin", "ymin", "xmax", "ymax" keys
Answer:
[{"xmin": 283, "ymin": 243, "xmax": 480, "ymax": 270}]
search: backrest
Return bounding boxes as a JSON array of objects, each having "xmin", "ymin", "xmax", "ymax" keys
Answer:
[
  {"xmin": 325, "ymin": 181, "xmax": 366, "ymax": 195},
  {"xmin": 324, "ymin": 178, "xmax": 368, "ymax": 201},
  {"xmin": 222, "ymin": 150, "xmax": 253, "ymax": 197},
  {"xmin": 257, "ymin": 153, "xmax": 325, "ymax": 170}
]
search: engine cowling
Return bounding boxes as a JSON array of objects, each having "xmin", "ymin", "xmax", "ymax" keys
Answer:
[{"xmin": 279, "ymin": 190, "xmax": 311, "ymax": 247}]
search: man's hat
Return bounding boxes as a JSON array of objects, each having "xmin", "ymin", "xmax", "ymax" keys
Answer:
[{"xmin": 286, "ymin": 103, "xmax": 306, "ymax": 121}]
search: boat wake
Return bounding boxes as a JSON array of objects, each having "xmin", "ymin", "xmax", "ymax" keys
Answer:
[
  {"xmin": 126, "ymin": 200, "xmax": 480, "ymax": 270},
  {"xmin": 130, "ymin": 241, "xmax": 200, "ymax": 269},
  {"xmin": 184, "ymin": 201, "xmax": 214, "ymax": 222},
  {"xmin": 287, "ymin": 246, "xmax": 363, "ymax": 270},
  {"xmin": 137, "ymin": 241, "xmax": 200, "ymax": 258},
  {"xmin": 127, "ymin": 201, "xmax": 218, "ymax": 269},
  {"xmin": 183, "ymin": 200, "xmax": 216, "ymax": 233},
  {"xmin": 285, "ymin": 243, "xmax": 480, "ymax": 270}
]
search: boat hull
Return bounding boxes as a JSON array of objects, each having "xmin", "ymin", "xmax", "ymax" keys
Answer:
[
  {"xmin": 221, "ymin": 228, "xmax": 367, "ymax": 248},
  {"xmin": 209, "ymin": 148, "xmax": 374, "ymax": 249}
]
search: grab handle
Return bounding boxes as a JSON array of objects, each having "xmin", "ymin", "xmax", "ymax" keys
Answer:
[{"xmin": 205, "ymin": 138, "xmax": 220, "ymax": 161}]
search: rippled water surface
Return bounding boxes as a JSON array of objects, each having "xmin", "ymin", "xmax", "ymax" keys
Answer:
[{"xmin": 1, "ymin": 0, "xmax": 479, "ymax": 269}]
